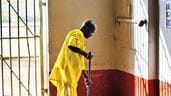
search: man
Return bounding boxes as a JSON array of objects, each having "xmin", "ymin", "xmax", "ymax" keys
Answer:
[{"xmin": 49, "ymin": 20, "xmax": 96, "ymax": 96}]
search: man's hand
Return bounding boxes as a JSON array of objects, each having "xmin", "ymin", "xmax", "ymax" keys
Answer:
[
  {"xmin": 86, "ymin": 52, "xmax": 93, "ymax": 60},
  {"xmin": 82, "ymin": 70, "xmax": 92, "ymax": 86},
  {"xmin": 84, "ymin": 78, "xmax": 92, "ymax": 87}
]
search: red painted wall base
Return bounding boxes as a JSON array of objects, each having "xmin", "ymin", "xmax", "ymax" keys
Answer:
[{"xmin": 49, "ymin": 70, "xmax": 171, "ymax": 96}]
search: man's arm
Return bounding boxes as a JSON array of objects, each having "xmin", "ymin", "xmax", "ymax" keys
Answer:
[
  {"xmin": 68, "ymin": 45, "xmax": 92, "ymax": 85},
  {"xmin": 68, "ymin": 45, "xmax": 93, "ymax": 59},
  {"xmin": 68, "ymin": 45, "xmax": 88, "ymax": 57},
  {"xmin": 82, "ymin": 70, "xmax": 88, "ymax": 78}
]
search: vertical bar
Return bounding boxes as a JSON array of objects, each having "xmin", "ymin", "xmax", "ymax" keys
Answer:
[
  {"xmin": 17, "ymin": 0, "xmax": 21, "ymax": 95},
  {"xmin": 156, "ymin": 0, "xmax": 160, "ymax": 94},
  {"xmin": 138, "ymin": 78, "xmax": 140, "ymax": 96},
  {"xmin": 148, "ymin": 0, "xmax": 160, "ymax": 95},
  {"xmin": 162, "ymin": 81, "xmax": 163, "ymax": 96},
  {"xmin": 25, "ymin": 0, "xmax": 31, "ymax": 95},
  {"xmin": 34, "ymin": 0, "xmax": 38, "ymax": 95},
  {"xmin": 166, "ymin": 83, "xmax": 168, "ymax": 96},
  {"xmin": 9, "ymin": 0, "xmax": 13, "ymax": 95},
  {"xmin": 168, "ymin": 85, "xmax": 171, "ymax": 96},
  {"xmin": 39, "ymin": 0, "xmax": 45, "ymax": 95},
  {"xmin": 0, "ymin": 0, "xmax": 4, "ymax": 95}
]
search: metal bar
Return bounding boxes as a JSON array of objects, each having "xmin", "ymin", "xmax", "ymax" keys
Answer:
[
  {"xmin": 6, "ymin": 0, "xmax": 34, "ymax": 36},
  {"xmin": 0, "ymin": 0, "xmax": 5, "ymax": 95},
  {"xmin": 39, "ymin": 0, "xmax": 45, "ymax": 95},
  {"xmin": 2, "ymin": 56, "xmax": 38, "ymax": 60},
  {"xmin": 34, "ymin": 0, "xmax": 38, "ymax": 95},
  {"xmin": 1, "ymin": 25, "xmax": 40, "ymax": 28},
  {"xmin": 0, "ymin": 36, "xmax": 40, "ymax": 39},
  {"xmin": 115, "ymin": 17, "xmax": 137, "ymax": 24},
  {"xmin": 17, "ymin": 0, "xmax": 21, "ymax": 95},
  {"xmin": 9, "ymin": 0, "xmax": 13, "ymax": 95},
  {"xmin": 25, "ymin": 0, "xmax": 31, "ymax": 95},
  {"xmin": 25, "ymin": 0, "xmax": 32, "ymax": 95},
  {"xmin": 0, "ymin": 55, "xmax": 32, "ymax": 96}
]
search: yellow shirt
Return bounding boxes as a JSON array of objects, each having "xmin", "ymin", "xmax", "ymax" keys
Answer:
[{"xmin": 49, "ymin": 29, "xmax": 86, "ymax": 88}]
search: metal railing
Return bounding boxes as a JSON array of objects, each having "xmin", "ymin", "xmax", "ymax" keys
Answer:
[
  {"xmin": 0, "ymin": 0, "xmax": 41, "ymax": 95},
  {"xmin": 0, "ymin": 55, "xmax": 32, "ymax": 96}
]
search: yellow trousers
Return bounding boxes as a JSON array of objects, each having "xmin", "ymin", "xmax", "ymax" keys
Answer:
[{"xmin": 57, "ymin": 83, "xmax": 77, "ymax": 96}]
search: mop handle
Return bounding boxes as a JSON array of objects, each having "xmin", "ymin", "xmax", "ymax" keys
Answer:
[
  {"xmin": 87, "ymin": 52, "xmax": 91, "ymax": 96},
  {"xmin": 88, "ymin": 52, "xmax": 91, "ymax": 81}
]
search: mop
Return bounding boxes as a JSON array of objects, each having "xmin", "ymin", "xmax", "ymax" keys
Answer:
[{"xmin": 86, "ymin": 52, "xmax": 92, "ymax": 96}]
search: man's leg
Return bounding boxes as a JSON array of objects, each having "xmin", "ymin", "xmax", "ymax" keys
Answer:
[
  {"xmin": 64, "ymin": 84, "xmax": 77, "ymax": 96},
  {"xmin": 57, "ymin": 83, "xmax": 68, "ymax": 96},
  {"xmin": 57, "ymin": 83, "xmax": 63, "ymax": 96},
  {"xmin": 57, "ymin": 83, "xmax": 77, "ymax": 96},
  {"xmin": 70, "ymin": 86, "xmax": 77, "ymax": 96}
]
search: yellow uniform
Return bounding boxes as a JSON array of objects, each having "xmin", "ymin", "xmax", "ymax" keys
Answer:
[{"xmin": 49, "ymin": 29, "xmax": 86, "ymax": 96}]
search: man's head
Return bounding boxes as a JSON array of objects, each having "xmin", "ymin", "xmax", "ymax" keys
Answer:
[{"xmin": 80, "ymin": 20, "xmax": 96, "ymax": 39}]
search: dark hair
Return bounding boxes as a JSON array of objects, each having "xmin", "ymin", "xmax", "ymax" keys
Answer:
[{"xmin": 81, "ymin": 20, "xmax": 96, "ymax": 32}]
